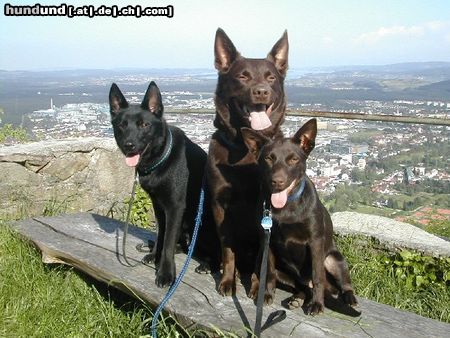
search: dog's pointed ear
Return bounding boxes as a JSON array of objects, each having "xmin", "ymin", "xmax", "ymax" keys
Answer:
[
  {"xmin": 215, "ymin": 28, "xmax": 240, "ymax": 73},
  {"xmin": 241, "ymin": 127, "xmax": 270, "ymax": 157},
  {"xmin": 292, "ymin": 118, "xmax": 317, "ymax": 155},
  {"xmin": 109, "ymin": 83, "xmax": 128, "ymax": 117},
  {"xmin": 267, "ymin": 30, "xmax": 289, "ymax": 77},
  {"xmin": 141, "ymin": 81, "xmax": 163, "ymax": 117}
]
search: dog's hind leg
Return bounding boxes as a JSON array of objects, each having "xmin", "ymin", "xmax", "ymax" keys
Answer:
[{"xmin": 324, "ymin": 249, "xmax": 357, "ymax": 306}]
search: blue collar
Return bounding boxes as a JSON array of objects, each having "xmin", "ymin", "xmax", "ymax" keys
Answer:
[
  {"xmin": 138, "ymin": 128, "xmax": 173, "ymax": 175},
  {"xmin": 287, "ymin": 177, "xmax": 307, "ymax": 203}
]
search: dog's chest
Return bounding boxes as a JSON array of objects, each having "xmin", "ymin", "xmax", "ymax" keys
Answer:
[
  {"xmin": 272, "ymin": 219, "xmax": 311, "ymax": 246},
  {"xmin": 138, "ymin": 172, "xmax": 175, "ymax": 199},
  {"xmin": 271, "ymin": 201, "xmax": 308, "ymax": 225}
]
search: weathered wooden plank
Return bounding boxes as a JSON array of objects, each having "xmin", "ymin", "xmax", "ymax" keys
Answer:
[{"xmin": 13, "ymin": 213, "xmax": 450, "ymax": 338}]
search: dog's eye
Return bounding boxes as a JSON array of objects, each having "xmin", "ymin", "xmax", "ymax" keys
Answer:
[
  {"xmin": 237, "ymin": 71, "xmax": 251, "ymax": 81},
  {"xmin": 266, "ymin": 74, "xmax": 276, "ymax": 82},
  {"xmin": 265, "ymin": 156, "xmax": 273, "ymax": 164},
  {"xmin": 138, "ymin": 121, "xmax": 151, "ymax": 128},
  {"xmin": 118, "ymin": 121, "xmax": 127, "ymax": 129},
  {"xmin": 288, "ymin": 157, "xmax": 300, "ymax": 166}
]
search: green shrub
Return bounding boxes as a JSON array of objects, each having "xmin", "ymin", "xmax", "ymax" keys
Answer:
[
  {"xmin": 124, "ymin": 185, "xmax": 155, "ymax": 229},
  {"xmin": 0, "ymin": 123, "xmax": 29, "ymax": 144},
  {"xmin": 382, "ymin": 250, "xmax": 450, "ymax": 289},
  {"xmin": 425, "ymin": 219, "xmax": 450, "ymax": 238},
  {"xmin": 336, "ymin": 235, "xmax": 450, "ymax": 322}
]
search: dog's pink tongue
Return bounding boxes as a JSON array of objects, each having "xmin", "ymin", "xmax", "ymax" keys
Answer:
[
  {"xmin": 271, "ymin": 189, "xmax": 288, "ymax": 209},
  {"xmin": 271, "ymin": 180, "xmax": 296, "ymax": 209},
  {"xmin": 249, "ymin": 111, "xmax": 272, "ymax": 130},
  {"xmin": 125, "ymin": 154, "xmax": 140, "ymax": 167}
]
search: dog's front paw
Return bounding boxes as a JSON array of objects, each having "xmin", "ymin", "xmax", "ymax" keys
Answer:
[
  {"xmin": 195, "ymin": 262, "xmax": 211, "ymax": 274},
  {"xmin": 247, "ymin": 275, "xmax": 259, "ymax": 300},
  {"xmin": 155, "ymin": 263, "xmax": 175, "ymax": 288},
  {"xmin": 342, "ymin": 290, "xmax": 358, "ymax": 307},
  {"xmin": 155, "ymin": 270, "xmax": 175, "ymax": 288},
  {"xmin": 218, "ymin": 278, "xmax": 235, "ymax": 296},
  {"xmin": 247, "ymin": 287, "xmax": 260, "ymax": 301},
  {"xmin": 305, "ymin": 300, "xmax": 324, "ymax": 315},
  {"xmin": 287, "ymin": 292, "xmax": 306, "ymax": 309},
  {"xmin": 247, "ymin": 275, "xmax": 274, "ymax": 305},
  {"xmin": 264, "ymin": 290, "xmax": 274, "ymax": 305},
  {"xmin": 142, "ymin": 252, "xmax": 156, "ymax": 264}
]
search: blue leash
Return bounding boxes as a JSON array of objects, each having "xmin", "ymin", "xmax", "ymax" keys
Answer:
[{"xmin": 150, "ymin": 179, "xmax": 206, "ymax": 338}]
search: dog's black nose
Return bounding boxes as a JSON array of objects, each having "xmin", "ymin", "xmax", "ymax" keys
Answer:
[
  {"xmin": 123, "ymin": 142, "xmax": 136, "ymax": 152},
  {"xmin": 252, "ymin": 86, "xmax": 270, "ymax": 100},
  {"xmin": 272, "ymin": 176, "xmax": 286, "ymax": 189}
]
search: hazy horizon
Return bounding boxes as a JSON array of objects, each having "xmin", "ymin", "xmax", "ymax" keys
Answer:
[
  {"xmin": 1, "ymin": 1, "xmax": 450, "ymax": 71},
  {"xmin": 3, "ymin": 61, "xmax": 450, "ymax": 73}
]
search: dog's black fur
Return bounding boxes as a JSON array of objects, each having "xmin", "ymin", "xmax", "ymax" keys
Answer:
[
  {"xmin": 206, "ymin": 28, "xmax": 289, "ymax": 298},
  {"xmin": 109, "ymin": 82, "xmax": 220, "ymax": 288},
  {"xmin": 242, "ymin": 119, "xmax": 357, "ymax": 314}
]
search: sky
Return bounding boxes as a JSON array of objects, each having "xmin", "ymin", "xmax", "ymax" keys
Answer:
[{"xmin": 1, "ymin": 0, "xmax": 450, "ymax": 71}]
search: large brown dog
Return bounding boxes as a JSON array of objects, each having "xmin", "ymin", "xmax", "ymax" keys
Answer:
[{"xmin": 206, "ymin": 28, "xmax": 288, "ymax": 297}]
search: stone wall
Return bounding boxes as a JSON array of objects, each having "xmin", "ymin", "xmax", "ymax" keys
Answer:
[
  {"xmin": 0, "ymin": 138, "xmax": 134, "ymax": 218},
  {"xmin": 1, "ymin": 138, "xmax": 449, "ymax": 257}
]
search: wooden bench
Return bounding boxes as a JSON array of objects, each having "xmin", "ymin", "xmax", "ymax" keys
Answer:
[{"xmin": 13, "ymin": 213, "xmax": 450, "ymax": 337}]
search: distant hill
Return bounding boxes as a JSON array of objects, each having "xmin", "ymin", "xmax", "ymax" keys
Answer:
[
  {"xmin": 403, "ymin": 80, "xmax": 450, "ymax": 100},
  {"xmin": 417, "ymin": 79, "xmax": 450, "ymax": 92},
  {"xmin": 1, "ymin": 63, "xmax": 450, "ymax": 124},
  {"xmin": 317, "ymin": 62, "xmax": 450, "ymax": 75},
  {"xmin": 0, "ymin": 68, "xmax": 216, "ymax": 81},
  {"xmin": 286, "ymin": 62, "xmax": 450, "ymax": 101}
]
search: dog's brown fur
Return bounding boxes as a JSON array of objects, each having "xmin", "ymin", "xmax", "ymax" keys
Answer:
[
  {"xmin": 242, "ymin": 119, "xmax": 357, "ymax": 314},
  {"xmin": 206, "ymin": 28, "xmax": 289, "ymax": 297}
]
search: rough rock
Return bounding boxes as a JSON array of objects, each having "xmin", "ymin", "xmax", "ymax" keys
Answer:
[
  {"xmin": 0, "ymin": 138, "xmax": 134, "ymax": 218},
  {"xmin": 332, "ymin": 211, "xmax": 450, "ymax": 257}
]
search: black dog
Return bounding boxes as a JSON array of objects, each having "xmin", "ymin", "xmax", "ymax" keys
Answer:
[
  {"xmin": 206, "ymin": 28, "xmax": 288, "ymax": 298},
  {"xmin": 242, "ymin": 118, "xmax": 357, "ymax": 314},
  {"xmin": 109, "ymin": 82, "xmax": 220, "ymax": 287}
]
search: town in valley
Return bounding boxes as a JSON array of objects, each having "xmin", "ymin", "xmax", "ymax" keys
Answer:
[{"xmin": 1, "ymin": 63, "xmax": 449, "ymax": 227}]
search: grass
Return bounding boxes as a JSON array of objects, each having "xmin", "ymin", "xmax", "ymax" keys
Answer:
[
  {"xmin": 0, "ymin": 222, "xmax": 151, "ymax": 337},
  {"xmin": 351, "ymin": 204, "xmax": 396, "ymax": 218},
  {"xmin": 1, "ymin": 202, "xmax": 449, "ymax": 336},
  {"xmin": 425, "ymin": 219, "xmax": 450, "ymax": 238},
  {"xmin": 336, "ymin": 235, "xmax": 450, "ymax": 323},
  {"xmin": 0, "ymin": 217, "xmax": 231, "ymax": 337}
]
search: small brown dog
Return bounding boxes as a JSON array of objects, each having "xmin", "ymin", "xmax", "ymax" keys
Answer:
[{"xmin": 242, "ymin": 118, "xmax": 357, "ymax": 314}]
